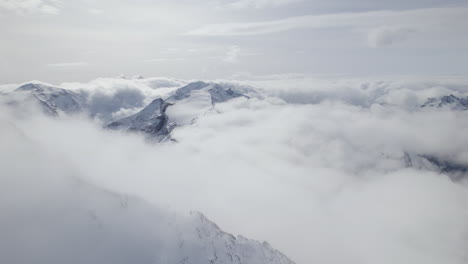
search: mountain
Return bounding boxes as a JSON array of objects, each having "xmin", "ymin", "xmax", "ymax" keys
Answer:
[
  {"xmin": 403, "ymin": 153, "xmax": 468, "ymax": 181},
  {"xmin": 106, "ymin": 81, "xmax": 249, "ymax": 138},
  {"xmin": 165, "ymin": 81, "xmax": 249, "ymax": 126},
  {"xmin": 166, "ymin": 81, "xmax": 248, "ymax": 104},
  {"xmin": 421, "ymin": 94, "xmax": 468, "ymax": 110},
  {"xmin": 183, "ymin": 211, "xmax": 295, "ymax": 264},
  {"xmin": 1, "ymin": 80, "xmax": 249, "ymax": 139},
  {"xmin": 13, "ymin": 82, "xmax": 83, "ymax": 115},
  {"xmin": 107, "ymin": 98, "xmax": 172, "ymax": 140}
]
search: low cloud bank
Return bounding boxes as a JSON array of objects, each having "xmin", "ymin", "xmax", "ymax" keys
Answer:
[{"xmin": 1, "ymin": 75, "xmax": 468, "ymax": 264}]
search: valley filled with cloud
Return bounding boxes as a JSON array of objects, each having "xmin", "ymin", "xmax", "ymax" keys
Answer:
[{"xmin": 1, "ymin": 75, "xmax": 468, "ymax": 264}]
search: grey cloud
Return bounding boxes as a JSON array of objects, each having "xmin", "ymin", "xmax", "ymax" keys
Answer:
[{"xmin": 367, "ymin": 27, "xmax": 417, "ymax": 47}]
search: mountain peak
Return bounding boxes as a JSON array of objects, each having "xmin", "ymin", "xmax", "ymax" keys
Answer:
[
  {"xmin": 421, "ymin": 94, "xmax": 468, "ymax": 110},
  {"xmin": 12, "ymin": 82, "xmax": 82, "ymax": 115},
  {"xmin": 169, "ymin": 81, "xmax": 211, "ymax": 101},
  {"xmin": 107, "ymin": 97, "xmax": 171, "ymax": 139}
]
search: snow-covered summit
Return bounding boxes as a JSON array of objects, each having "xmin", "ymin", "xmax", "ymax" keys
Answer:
[
  {"xmin": 421, "ymin": 94, "xmax": 468, "ymax": 110},
  {"xmin": 105, "ymin": 81, "xmax": 250, "ymax": 138},
  {"xmin": 168, "ymin": 81, "xmax": 212, "ymax": 101},
  {"xmin": 12, "ymin": 82, "xmax": 82, "ymax": 115},
  {"xmin": 167, "ymin": 81, "xmax": 248, "ymax": 104},
  {"xmin": 107, "ymin": 98, "xmax": 172, "ymax": 138}
]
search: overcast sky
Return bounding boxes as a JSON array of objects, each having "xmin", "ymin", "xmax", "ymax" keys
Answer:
[{"xmin": 1, "ymin": 0, "xmax": 468, "ymax": 83}]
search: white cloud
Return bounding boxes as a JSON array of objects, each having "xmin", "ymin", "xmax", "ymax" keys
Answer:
[
  {"xmin": 2, "ymin": 76, "xmax": 468, "ymax": 264},
  {"xmin": 0, "ymin": 0, "xmax": 61, "ymax": 15},
  {"xmin": 60, "ymin": 77, "xmax": 186, "ymax": 122},
  {"xmin": 223, "ymin": 45, "xmax": 241, "ymax": 63}
]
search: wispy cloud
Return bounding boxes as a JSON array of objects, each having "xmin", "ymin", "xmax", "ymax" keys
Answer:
[
  {"xmin": 47, "ymin": 62, "xmax": 88, "ymax": 67},
  {"xmin": 226, "ymin": 0, "xmax": 303, "ymax": 9},
  {"xmin": 144, "ymin": 58, "xmax": 185, "ymax": 63},
  {"xmin": 223, "ymin": 45, "xmax": 241, "ymax": 63},
  {"xmin": 187, "ymin": 7, "xmax": 468, "ymax": 48},
  {"xmin": 0, "ymin": 0, "xmax": 61, "ymax": 15},
  {"xmin": 88, "ymin": 8, "xmax": 103, "ymax": 15}
]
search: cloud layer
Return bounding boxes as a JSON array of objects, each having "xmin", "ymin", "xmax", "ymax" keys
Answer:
[
  {"xmin": 0, "ymin": 0, "xmax": 60, "ymax": 14},
  {"xmin": 1, "ymin": 75, "xmax": 468, "ymax": 264}
]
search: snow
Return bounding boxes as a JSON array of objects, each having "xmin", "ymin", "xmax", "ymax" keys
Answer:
[{"xmin": 107, "ymin": 98, "xmax": 171, "ymax": 137}]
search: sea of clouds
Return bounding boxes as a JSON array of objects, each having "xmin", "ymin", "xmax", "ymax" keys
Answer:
[{"xmin": 1, "ymin": 75, "xmax": 468, "ymax": 264}]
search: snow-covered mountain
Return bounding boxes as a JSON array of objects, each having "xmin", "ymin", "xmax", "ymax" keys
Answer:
[
  {"xmin": 165, "ymin": 81, "xmax": 249, "ymax": 127},
  {"xmin": 182, "ymin": 211, "xmax": 294, "ymax": 264},
  {"xmin": 1, "ymin": 80, "xmax": 249, "ymax": 139},
  {"xmin": 106, "ymin": 81, "xmax": 249, "ymax": 139},
  {"xmin": 166, "ymin": 81, "xmax": 248, "ymax": 104},
  {"xmin": 421, "ymin": 94, "xmax": 468, "ymax": 110},
  {"xmin": 8, "ymin": 82, "xmax": 83, "ymax": 115},
  {"xmin": 107, "ymin": 98, "xmax": 172, "ymax": 140},
  {"xmin": 403, "ymin": 153, "xmax": 468, "ymax": 181}
]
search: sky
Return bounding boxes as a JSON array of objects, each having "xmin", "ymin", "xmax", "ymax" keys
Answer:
[{"xmin": 1, "ymin": 0, "xmax": 468, "ymax": 83}]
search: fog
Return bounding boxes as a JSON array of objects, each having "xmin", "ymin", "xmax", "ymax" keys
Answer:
[{"xmin": 1, "ymin": 76, "xmax": 468, "ymax": 264}]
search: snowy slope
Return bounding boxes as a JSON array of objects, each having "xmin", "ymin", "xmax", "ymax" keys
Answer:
[
  {"xmin": 179, "ymin": 212, "xmax": 295, "ymax": 264},
  {"xmin": 105, "ymin": 81, "xmax": 250, "ymax": 137},
  {"xmin": 107, "ymin": 98, "xmax": 172, "ymax": 139},
  {"xmin": 12, "ymin": 82, "xmax": 83, "ymax": 115},
  {"xmin": 166, "ymin": 81, "xmax": 248, "ymax": 105},
  {"xmin": 166, "ymin": 81, "xmax": 249, "ymax": 126}
]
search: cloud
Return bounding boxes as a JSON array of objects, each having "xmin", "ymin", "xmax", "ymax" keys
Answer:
[
  {"xmin": 226, "ymin": 0, "xmax": 303, "ymax": 9},
  {"xmin": 0, "ymin": 0, "xmax": 61, "ymax": 15},
  {"xmin": 60, "ymin": 77, "xmax": 186, "ymax": 122},
  {"xmin": 223, "ymin": 45, "xmax": 241, "ymax": 63},
  {"xmin": 88, "ymin": 8, "xmax": 103, "ymax": 15},
  {"xmin": 2, "ymin": 76, "xmax": 468, "ymax": 264},
  {"xmin": 186, "ymin": 6, "xmax": 468, "ymax": 42},
  {"xmin": 367, "ymin": 27, "xmax": 417, "ymax": 47},
  {"xmin": 0, "ymin": 112, "xmax": 290, "ymax": 264},
  {"xmin": 47, "ymin": 62, "xmax": 89, "ymax": 67}
]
